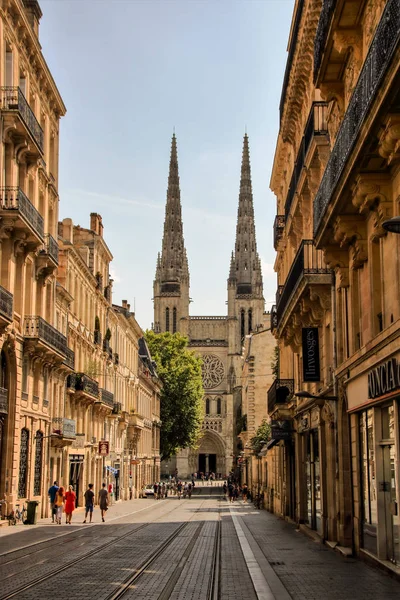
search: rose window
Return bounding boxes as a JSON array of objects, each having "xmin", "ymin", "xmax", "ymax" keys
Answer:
[{"xmin": 201, "ymin": 354, "xmax": 224, "ymax": 389}]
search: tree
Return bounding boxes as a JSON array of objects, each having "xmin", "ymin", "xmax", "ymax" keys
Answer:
[
  {"xmin": 271, "ymin": 345, "xmax": 279, "ymax": 378},
  {"xmin": 145, "ymin": 330, "xmax": 204, "ymax": 461},
  {"xmin": 250, "ymin": 419, "xmax": 271, "ymax": 455}
]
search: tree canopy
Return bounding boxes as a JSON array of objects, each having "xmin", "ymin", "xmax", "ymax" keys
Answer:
[
  {"xmin": 250, "ymin": 419, "xmax": 271, "ymax": 455},
  {"xmin": 145, "ymin": 330, "xmax": 204, "ymax": 461}
]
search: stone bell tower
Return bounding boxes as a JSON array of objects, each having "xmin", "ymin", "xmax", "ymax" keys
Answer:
[{"xmin": 153, "ymin": 134, "xmax": 190, "ymax": 336}]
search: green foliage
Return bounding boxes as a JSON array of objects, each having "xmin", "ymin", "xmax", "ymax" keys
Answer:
[
  {"xmin": 271, "ymin": 345, "xmax": 279, "ymax": 378},
  {"xmin": 94, "ymin": 316, "xmax": 100, "ymax": 331},
  {"xmin": 250, "ymin": 419, "xmax": 271, "ymax": 455},
  {"xmin": 145, "ymin": 330, "xmax": 204, "ymax": 461},
  {"xmin": 105, "ymin": 327, "xmax": 111, "ymax": 341}
]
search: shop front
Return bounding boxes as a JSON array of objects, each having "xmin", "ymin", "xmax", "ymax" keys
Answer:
[{"xmin": 348, "ymin": 354, "xmax": 400, "ymax": 566}]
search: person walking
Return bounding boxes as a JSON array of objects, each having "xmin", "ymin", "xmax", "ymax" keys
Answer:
[
  {"xmin": 48, "ymin": 480, "xmax": 59, "ymax": 523},
  {"xmin": 64, "ymin": 485, "xmax": 76, "ymax": 524},
  {"xmin": 54, "ymin": 486, "xmax": 65, "ymax": 525},
  {"xmin": 98, "ymin": 483, "xmax": 109, "ymax": 523},
  {"xmin": 83, "ymin": 483, "xmax": 95, "ymax": 523}
]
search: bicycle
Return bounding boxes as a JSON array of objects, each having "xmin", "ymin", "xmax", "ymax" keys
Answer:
[{"xmin": 14, "ymin": 503, "xmax": 27, "ymax": 524}]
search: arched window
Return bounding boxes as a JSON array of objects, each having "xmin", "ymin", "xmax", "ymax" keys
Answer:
[
  {"xmin": 33, "ymin": 431, "xmax": 43, "ymax": 496},
  {"xmin": 173, "ymin": 307, "xmax": 177, "ymax": 333},
  {"xmin": 18, "ymin": 428, "xmax": 29, "ymax": 498},
  {"xmin": 241, "ymin": 309, "xmax": 245, "ymax": 342},
  {"xmin": 248, "ymin": 309, "xmax": 253, "ymax": 334},
  {"xmin": 205, "ymin": 398, "xmax": 210, "ymax": 415},
  {"xmin": 165, "ymin": 307, "xmax": 170, "ymax": 332},
  {"xmin": 217, "ymin": 398, "xmax": 222, "ymax": 415},
  {"xmin": 0, "ymin": 350, "xmax": 7, "ymax": 389}
]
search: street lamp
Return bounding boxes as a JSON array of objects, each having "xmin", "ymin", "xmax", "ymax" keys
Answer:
[
  {"xmin": 382, "ymin": 216, "xmax": 400, "ymax": 234},
  {"xmin": 295, "ymin": 391, "xmax": 337, "ymax": 406}
]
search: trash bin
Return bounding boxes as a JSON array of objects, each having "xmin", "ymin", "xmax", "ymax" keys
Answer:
[{"xmin": 26, "ymin": 500, "xmax": 39, "ymax": 525}]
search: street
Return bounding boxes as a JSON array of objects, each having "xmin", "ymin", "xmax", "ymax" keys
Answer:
[{"xmin": 0, "ymin": 485, "xmax": 399, "ymax": 600}]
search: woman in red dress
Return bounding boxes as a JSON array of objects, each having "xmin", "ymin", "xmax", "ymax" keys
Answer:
[{"xmin": 64, "ymin": 485, "xmax": 76, "ymax": 524}]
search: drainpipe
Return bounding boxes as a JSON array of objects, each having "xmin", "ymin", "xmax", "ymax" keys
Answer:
[{"xmin": 331, "ymin": 270, "xmax": 340, "ymax": 542}]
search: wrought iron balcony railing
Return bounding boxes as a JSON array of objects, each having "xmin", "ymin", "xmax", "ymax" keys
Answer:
[
  {"xmin": 268, "ymin": 379, "xmax": 294, "ymax": 414},
  {"xmin": 99, "ymin": 388, "xmax": 114, "ymax": 408},
  {"xmin": 0, "ymin": 87, "xmax": 44, "ymax": 152},
  {"xmin": 24, "ymin": 316, "xmax": 69, "ymax": 357},
  {"xmin": 273, "ymin": 215, "xmax": 285, "ymax": 249},
  {"xmin": 52, "ymin": 417, "xmax": 76, "ymax": 439},
  {"xmin": 68, "ymin": 373, "xmax": 99, "ymax": 399},
  {"xmin": 271, "ymin": 305, "xmax": 277, "ymax": 333},
  {"xmin": 63, "ymin": 347, "xmax": 75, "ymax": 371},
  {"xmin": 313, "ymin": 0, "xmax": 337, "ymax": 81},
  {"xmin": 276, "ymin": 240, "xmax": 331, "ymax": 326},
  {"xmin": 0, "ymin": 285, "xmax": 13, "ymax": 322},
  {"xmin": 285, "ymin": 102, "xmax": 328, "ymax": 218},
  {"xmin": 0, "ymin": 387, "xmax": 8, "ymax": 415},
  {"xmin": 314, "ymin": 0, "xmax": 400, "ymax": 235},
  {"xmin": 42, "ymin": 233, "xmax": 59, "ymax": 264},
  {"xmin": 112, "ymin": 402, "xmax": 122, "ymax": 415},
  {"xmin": 0, "ymin": 187, "xmax": 44, "ymax": 239}
]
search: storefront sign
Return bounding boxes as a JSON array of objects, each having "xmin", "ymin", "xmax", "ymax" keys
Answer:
[
  {"xmin": 368, "ymin": 357, "xmax": 400, "ymax": 399},
  {"xmin": 302, "ymin": 328, "xmax": 321, "ymax": 382},
  {"xmin": 98, "ymin": 440, "xmax": 109, "ymax": 456},
  {"xmin": 271, "ymin": 420, "xmax": 292, "ymax": 440}
]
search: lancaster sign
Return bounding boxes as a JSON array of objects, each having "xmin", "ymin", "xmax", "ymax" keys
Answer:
[{"xmin": 368, "ymin": 357, "xmax": 400, "ymax": 399}]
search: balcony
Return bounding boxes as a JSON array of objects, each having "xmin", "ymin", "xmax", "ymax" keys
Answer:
[
  {"xmin": 0, "ymin": 187, "xmax": 44, "ymax": 243},
  {"xmin": 112, "ymin": 402, "xmax": 122, "ymax": 415},
  {"xmin": 98, "ymin": 388, "xmax": 114, "ymax": 409},
  {"xmin": 67, "ymin": 373, "xmax": 99, "ymax": 400},
  {"xmin": 314, "ymin": 0, "xmax": 400, "ymax": 237},
  {"xmin": 276, "ymin": 240, "xmax": 332, "ymax": 327},
  {"xmin": 51, "ymin": 417, "xmax": 76, "ymax": 448},
  {"xmin": 271, "ymin": 305, "xmax": 277, "ymax": 333},
  {"xmin": 285, "ymin": 102, "xmax": 328, "ymax": 218},
  {"xmin": 313, "ymin": 0, "xmax": 337, "ymax": 82},
  {"xmin": 36, "ymin": 233, "xmax": 59, "ymax": 281},
  {"xmin": 0, "ymin": 286, "xmax": 13, "ymax": 328},
  {"xmin": 128, "ymin": 414, "xmax": 144, "ymax": 429},
  {"xmin": 24, "ymin": 316, "xmax": 72, "ymax": 365},
  {"xmin": 41, "ymin": 234, "xmax": 59, "ymax": 264},
  {"xmin": 0, "ymin": 87, "xmax": 44, "ymax": 153},
  {"xmin": 63, "ymin": 347, "xmax": 75, "ymax": 371},
  {"xmin": 0, "ymin": 387, "xmax": 8, "ymax": 415},
  {"xmin": 273, "ymin": 215, "xmax": 285, "ymax": 250},
  {"xmin": 268, "ymin": 379, "xmax": 294, "ymax": 414}
]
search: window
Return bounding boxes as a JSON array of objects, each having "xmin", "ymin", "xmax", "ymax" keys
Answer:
[
  {"xmin": 205, "ymin": 398, "xmax": 210, "ymax": 415},
  {"xmin": 43, "ymin": 368, "xmax": 48, "ymax": 402},
  {"xmin": 173, "ymin": 307, "xmax": 177, "ymax": 333},
  {"xmin": 165, "ymin": 307, "xmax": 170, "ymax": 332},
  {"xmin": 248, "ymin": 309, "xmax": 252, "ymax": 333},
  {"xmin": 6, "ymin": 49, "xmax": 13, "ymax": 86},
  {"xmin": 33, "ymin": 431, "xmax": 43, "ymax": 496},
  {"xmin": 22, "ymin": 357, "xmax": 29, "ymax": 393},
  {"xmin": 359, "ymin": 410, "xmax": 377, "ymax": 555},
  {"xmin": 241, "ymin": 309, "xmax": 245, "ymax": 341},
  {"xmin": 217, "ymin": 398, "xmax": 221, "ymax": 415}
]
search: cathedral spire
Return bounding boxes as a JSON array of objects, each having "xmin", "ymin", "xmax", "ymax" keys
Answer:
[{"xmin": 231, "ymin": 134, "xmax": 263, "ymax": 297}]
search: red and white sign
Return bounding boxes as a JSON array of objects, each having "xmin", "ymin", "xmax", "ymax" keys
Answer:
[{"xmin": 98, "ymin": 440, "xmax": 109, "ymax": 456}]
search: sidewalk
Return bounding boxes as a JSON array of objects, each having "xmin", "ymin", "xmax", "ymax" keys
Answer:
[{"xmin": 237, "ymin": 502, "xmax": 400, "ymax": 600}]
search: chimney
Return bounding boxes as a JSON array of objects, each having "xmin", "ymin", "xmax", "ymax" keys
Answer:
[
  {"xmin": 122, "ymin": 300, "xmax": 128, "ymax": 309},
  {"xmin": 90, "ymin": 213, "xmax": 104, "ymax": 237},
  {"xmin": 60, "ymin": 218, "xmax": 74, "ymax": 244},
  {"xmin": 22, "ymin": 1, "xmax": 42, "ymax": 38}
]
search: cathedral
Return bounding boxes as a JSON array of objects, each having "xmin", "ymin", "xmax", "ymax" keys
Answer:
[{"xmin": 154, "ymin": 134, "xmax": 265, "ymax": 478}]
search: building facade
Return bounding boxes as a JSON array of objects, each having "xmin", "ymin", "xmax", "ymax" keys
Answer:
[
  {"xmin": 155, "ymin": 134, "xmax": 266, "ymax": 479},
  {"xmin": 270, "ymin": 0, "xmax": 400, "ymax": 570}
]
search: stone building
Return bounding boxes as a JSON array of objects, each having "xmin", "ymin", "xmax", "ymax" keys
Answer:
[
  {"xmin": 269, "ymin": 0, "xmax": 400, "ymax": 570},
  {"xmin": 0, "ymin": 0, "xmax": 68, "ymax": 515},
  {"xmin": 155, "ymin": 133, "xmax": 266, "ymax": 479}
]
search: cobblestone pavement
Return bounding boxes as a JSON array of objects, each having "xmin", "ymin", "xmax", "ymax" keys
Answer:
[{"xmin": 0, "ymin": 485, "xmax": 399, "ymax": 600}]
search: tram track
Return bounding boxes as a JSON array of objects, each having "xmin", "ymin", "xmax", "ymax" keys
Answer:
[{"xmin": 0, "ymin": 490, "xmax": 222, "ymax": 600}]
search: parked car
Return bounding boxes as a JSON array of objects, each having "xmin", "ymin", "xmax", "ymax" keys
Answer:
[{"xmin": 142, "ymin": 484, "xmax": 155, "ymax": 498}]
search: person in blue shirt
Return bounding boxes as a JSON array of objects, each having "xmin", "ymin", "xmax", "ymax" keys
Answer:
[{"xmin": 48, "ymin": 481, "xmax": 59, "ymax": 523}]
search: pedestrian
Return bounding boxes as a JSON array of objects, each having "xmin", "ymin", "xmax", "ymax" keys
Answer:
[
  {"xmin": 83, "ymin": 483, "xmax": 95, "ymax": 523},
  {"xmin": 48, "ymin": 480, "xmax": 59, "ymax": 523},
  {"xmin": 228, "ymin": 483, "xmax": 234, "ymax": 503},
  {"xmin": 188, "ymin": 482, "xmax": 192, "ymax": 498},
  {"xmin": 108, "ymin": 482, "xmax": 113, "ymax": 505},
  {"xmin": 64, "ymin": 485, "xmax": 76, "ymax": 524},
  {"xmin": 223, "ymin": 482, "xmax": 227, "ymax": 497},
  {"xmin": 177, "ymin": 480, "xmax": 182, "ymax": 499},
  {"xmin": 98, "ymin": 483, "xmax": 109, "ymax": 522},
  {"xmin": 153, "ymin": 482, "xmax": 158, "ymax": 499},
  {"xmin": 54, "ymin": 486, "xmax": 65, "ymax": 524},
  {"xmin": 242, "ymin": 483, "xmax": 248, "ymax": 503}
]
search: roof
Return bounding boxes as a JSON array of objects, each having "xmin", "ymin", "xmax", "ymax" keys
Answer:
[{"xmin": 138, "ymin": 337, "xmax": 158, "ymax": 378}]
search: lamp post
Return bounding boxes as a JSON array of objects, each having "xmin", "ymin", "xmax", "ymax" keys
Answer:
[
  {"xmin": 295, "ymin": 391, "xmax": 337, "ymax": 406},
  {"xmin": 382, "ymin": 216, "xmax": 400, "ymax": 234}
]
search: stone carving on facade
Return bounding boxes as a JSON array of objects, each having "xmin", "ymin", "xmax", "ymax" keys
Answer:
[
  {"xmin": 201, "ymin": 354, "xmax": 224, "ymax": 389},
  {"xmin": 363, "ymin": 0, "xmax": 386, "ymax": 51},
  {"xmin": 321, "ymin": 401, "xmax": 335, "ymax": 429},
  {"xmin": 326, "ymin": 96, "xmax": 343, "ymax": 146}
]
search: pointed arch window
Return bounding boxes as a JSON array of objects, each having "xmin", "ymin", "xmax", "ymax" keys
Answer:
[
  {"xmin": 241, "ymin": 309, "xmax": 245, "ymax": 342},
  {"xmin": 173, "ymin": 307, "xmax": 177, "ymax": 333},
  {"xmin": 33, "ymin": 431, "xmax": 43, "ymax": 496},
  {"xmin": 244, "ymin": 263, "xmax": 248, "ymax": 271},
  {"xmin": 248, "ymin": 309, "xmax": 253, "ymax": 333},
  {"xmin": 217, "ymin": 397, "xmax": 222, "ymax": 415},
  {"xmin": 205, "ymin": 398, "xmax": 210, "ymax": 415},
  {"xmin": 165, "ymin": 307, "xmax": 170, "ymax": 332}
]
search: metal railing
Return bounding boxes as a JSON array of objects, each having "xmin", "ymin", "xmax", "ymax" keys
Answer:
[
  {"xmin": 112, "ymin": 402, "xmax": 122, "ymax": 414},
  {"xmin": 313, "ymin": 0, "xmax": 337, "ymax": 81},
  {"xmin": 0, "ymin": 187, "xmax": 44, "ymax": 239},
  {"xmin": 100, "ymin": 388, "xmax": 114, "ymax": 408},
  {"xmin": 24, "ymin": 316, "xmax": 69, "ymax": 357},
  {"xmin": 276, "ymin": 240, "xmax": 331, "ymax": 326},
  {"xmin": 52, "ymin": 417, "xmax": 76, "ymax": 439},
  {"xmin": 63, "ymin": 347, "xmax": 75, "ymax": 371},
  {"xmin": 68, "ymin": 373, "xmax": 99, "ymax": 399},
  {"xmin": 0, "ymin": 87, "xmax": 44, "ymax": 152},
  {"xmin": 285, "ymin": 102, "xmax": 328, "ymax": 218},
  {"xmin": 0, "ymin": 387, "xmax": 8, "ymax": 415},
  {"xmin": 314, "ymin": 0, "xmax": 400, "ymax": 235},
  {"xmin": 0, "ymin": 286, "xmax": 13, "ymax": 321},
  {"xmin": 273, "ymin": 215, "xmax": 285, "ymax": 249},
  {"xmin": 42, "ymin": 233, "xmax": 59, "ymax": 264},
  {"xmin": 271, "ymin": 305, "xmax": 277, "ymax": 333},
  {"xmin": 268, "ymin": 379, "xmax": 294, "ymax": 414}
]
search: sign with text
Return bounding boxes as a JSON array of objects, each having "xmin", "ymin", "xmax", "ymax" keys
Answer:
[
  {"xmin": 98, "ymin": 440, "xmax": 109, "ymax": 456},
  {"xmin": 271, "ymin": 420, "xmax": 292, "ymax": 440},
  {"xmin": 368, "ymin": 357, "xmax": 400, "ymax": 399},
  {"xmin": 302, "ymin": 328, "xmax": 321, "ymax": 382}
]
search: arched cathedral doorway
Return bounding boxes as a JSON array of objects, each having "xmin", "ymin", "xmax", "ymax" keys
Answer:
[{"xmin": 189, "ymin": 430, "xmax": 226, "ymax": 478}]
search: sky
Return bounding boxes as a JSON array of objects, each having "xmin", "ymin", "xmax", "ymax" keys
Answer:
[{"xmin": 39, "ymin": 0, "xmax": 294, "ymax": 329}]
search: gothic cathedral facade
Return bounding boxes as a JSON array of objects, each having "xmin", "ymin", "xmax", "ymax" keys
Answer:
[{"xmin": 154, "ymin": 134, "xmax": 265, "ymax": 478}]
